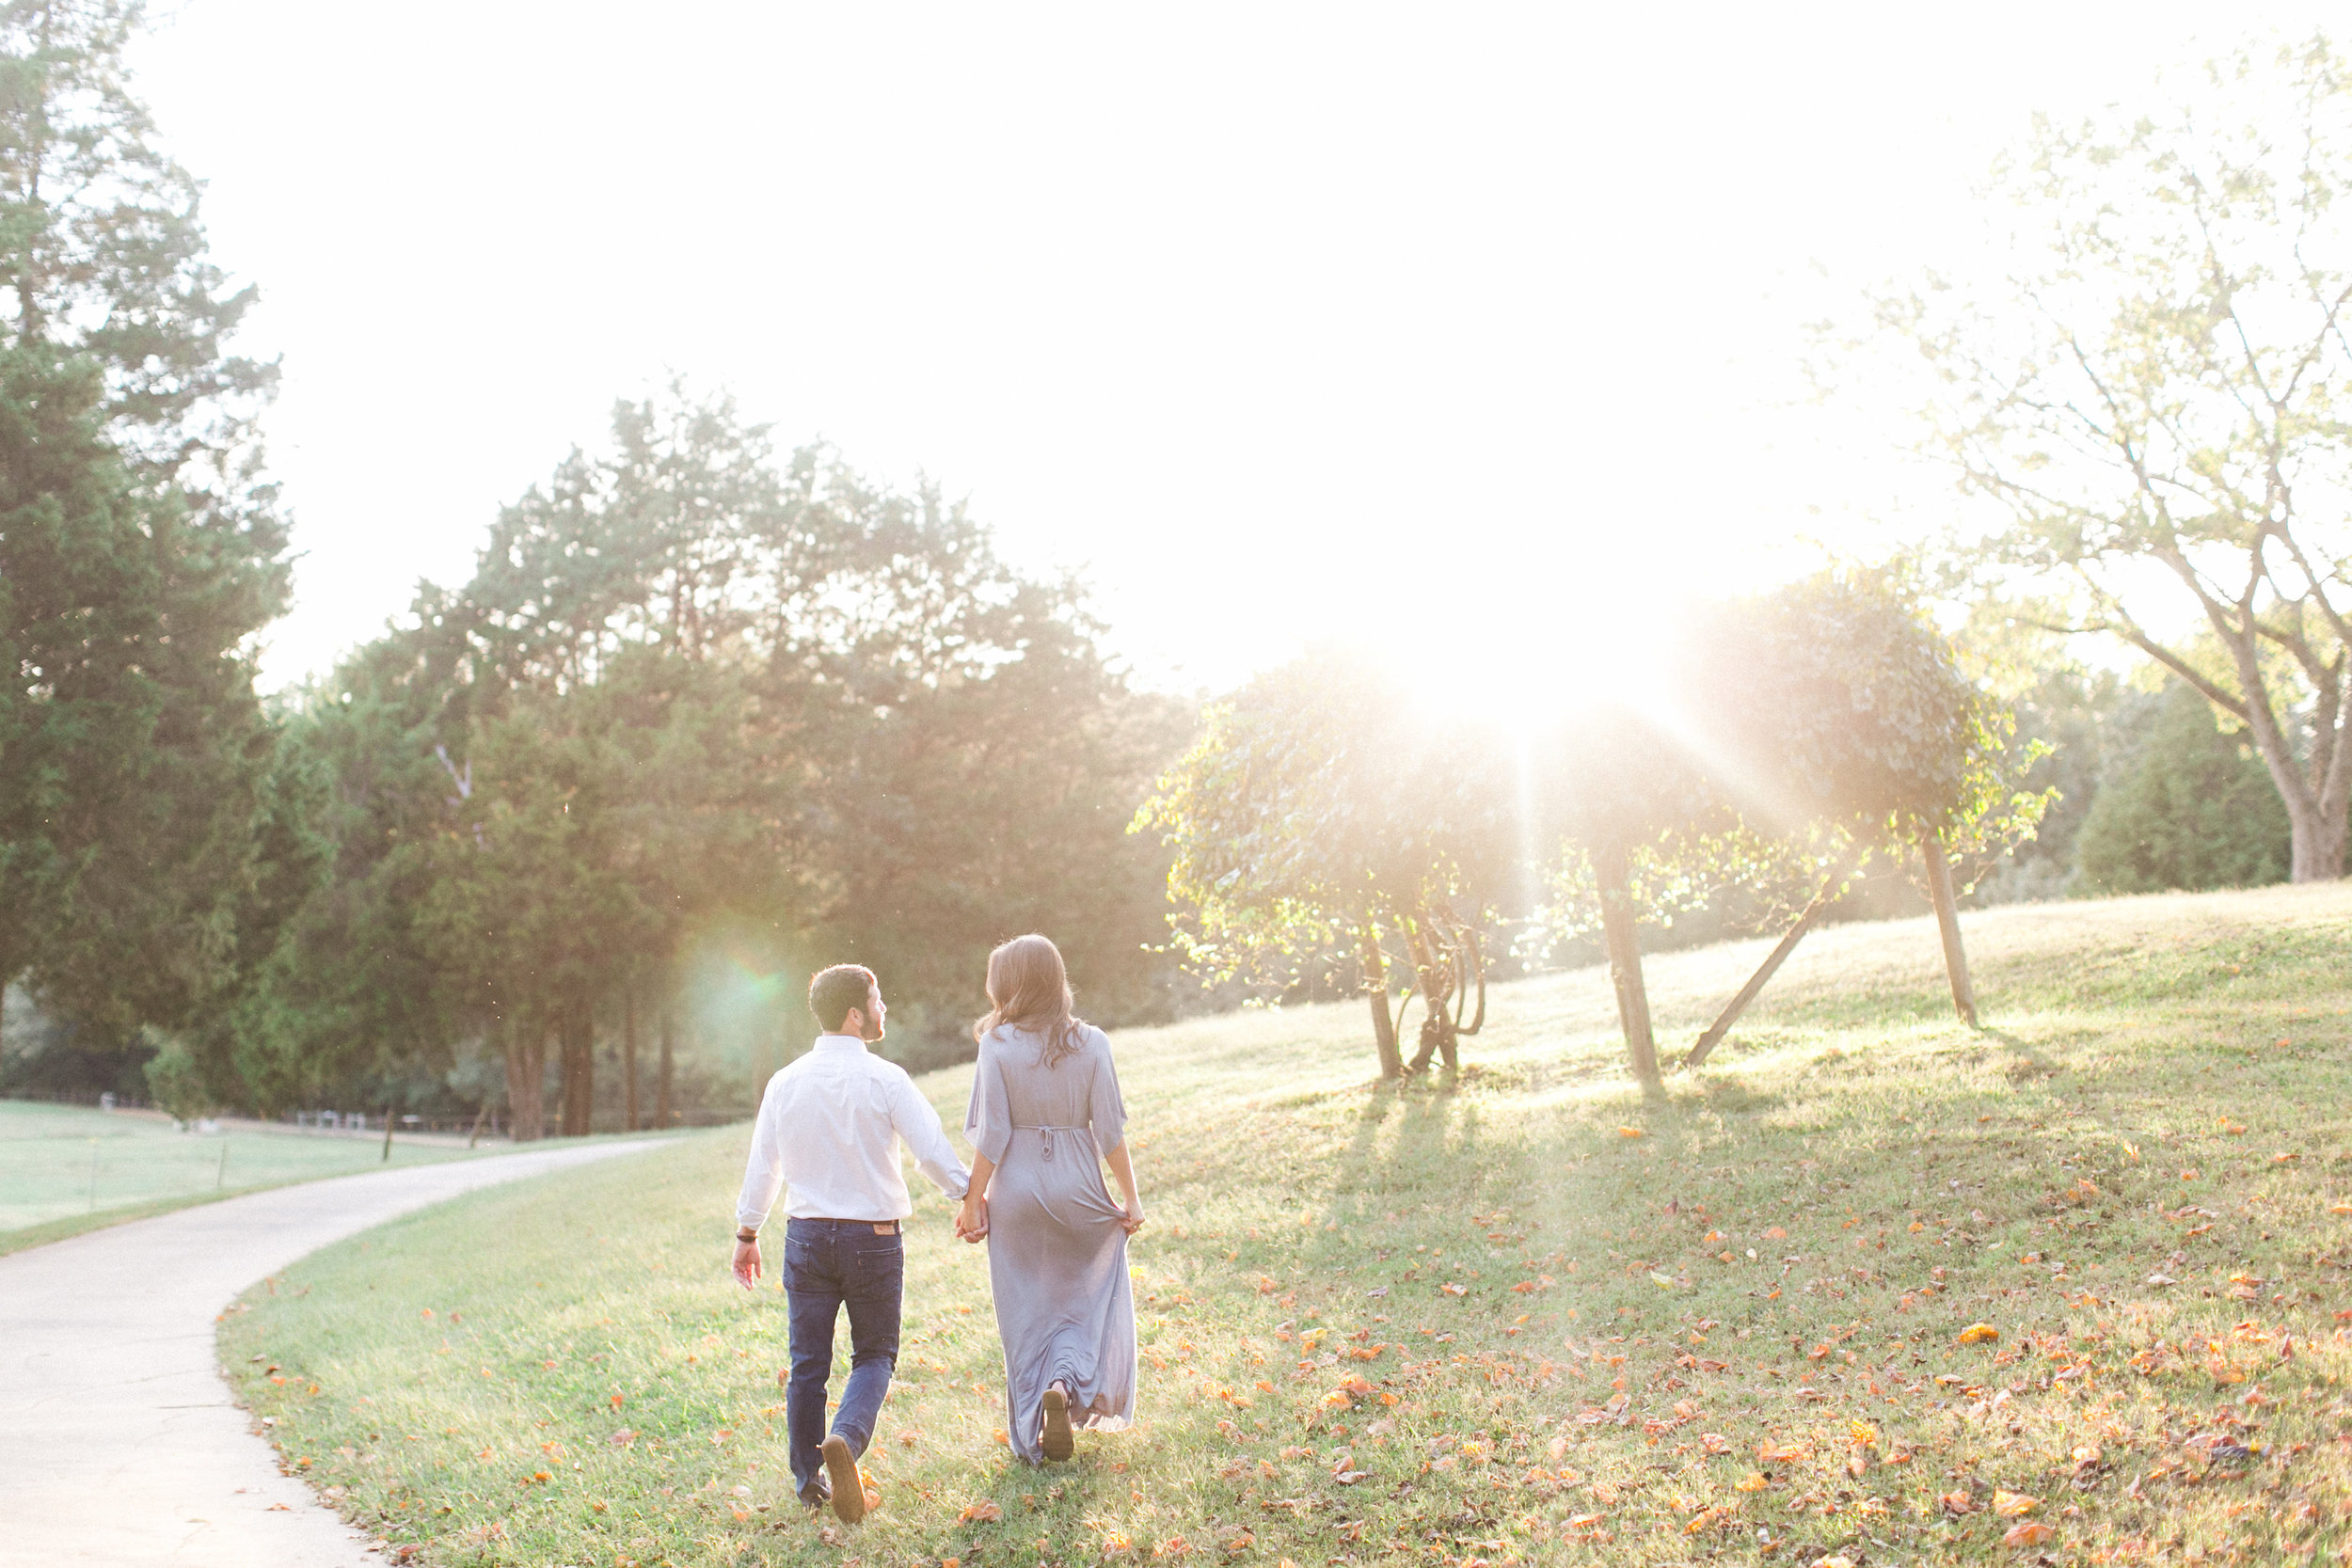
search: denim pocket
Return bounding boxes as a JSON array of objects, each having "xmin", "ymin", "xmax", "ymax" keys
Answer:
[
  {"xmin": 853, "ymin": 1240, "xmax": 903, "ymax": 1292},
  {"xmin": 782, "ymin": 1235, "xmax": 819, "ymax": 1293}
]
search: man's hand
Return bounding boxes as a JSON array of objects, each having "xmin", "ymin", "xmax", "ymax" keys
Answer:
[
  {"xmin": 732, "ymin": 1238, "xmax": 762, "ymax": 1290},
  {"xmin": 954, "ymin": 1193, "xmax": 988, "ymax": 1243}
]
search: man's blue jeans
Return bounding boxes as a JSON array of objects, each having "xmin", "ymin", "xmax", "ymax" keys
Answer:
[{"xmin": 780, "ymin": 1218, "xmax": 903, "ymax": 1498}]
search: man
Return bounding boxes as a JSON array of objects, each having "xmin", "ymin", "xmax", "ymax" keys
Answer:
[{"xmin": 733, "ymin": 963, "xmax": 973, "ymax": 1523}]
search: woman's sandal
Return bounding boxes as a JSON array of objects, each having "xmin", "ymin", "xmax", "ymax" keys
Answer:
[{"xmin": 1041, "ymin": 1386, "xmax": 1074, "ymax": 1462}]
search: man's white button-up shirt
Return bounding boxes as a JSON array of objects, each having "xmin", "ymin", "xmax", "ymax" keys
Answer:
[{"xmin": 735, "ymin": 1034, "xmax": 971, "ymax": 1227}]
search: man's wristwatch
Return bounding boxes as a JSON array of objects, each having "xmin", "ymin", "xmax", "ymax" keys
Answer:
[{"xmin": 735, "ymin": 1227, "xmax": 759, "ymax": 1244}]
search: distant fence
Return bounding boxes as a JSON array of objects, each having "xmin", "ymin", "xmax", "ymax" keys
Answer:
[{"xmin": 4, "ymin": 1086, "xmax": 151, "ymax": 1111}]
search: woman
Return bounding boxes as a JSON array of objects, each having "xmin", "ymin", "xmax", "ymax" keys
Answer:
[{"xmin": 958, "ymin": 934, "xmax": 1144, "ymax": 1465}]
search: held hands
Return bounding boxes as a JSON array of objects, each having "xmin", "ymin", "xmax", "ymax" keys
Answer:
[
  {"xmin": 731, "ymin": 1238, "xmax": 762, "ymax": 1291},
  {"xmin": 954, "ymin": 1193, "xmax": 989, "ymax": 1243}
]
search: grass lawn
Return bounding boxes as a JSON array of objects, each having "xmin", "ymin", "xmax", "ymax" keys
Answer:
[
  {"xmin": 224, "ymin": 884, "xmax": 2352, "ymax": 1567},
  {"xmin": 0, "ymin": 1101, "xmax": 493, "ymax": 1254}
]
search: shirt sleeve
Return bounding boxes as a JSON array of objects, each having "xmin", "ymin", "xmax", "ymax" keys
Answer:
[
  {"xmin": 1087, "ymin": 1029, "xmax": 1128, "ymax": 1156},
  {"xmin": 734, "ymin": 1072, "xmax": 787, "ymax": 1231},
  {"xmin": 893, "ymin": 1069, "xmax": 972, "ymax": 1200},
  {"xmin": 963, "ymin": 1039, "xmax": 1013, "ymax": 1167}
]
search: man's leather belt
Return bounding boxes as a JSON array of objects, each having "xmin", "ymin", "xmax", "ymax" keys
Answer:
[{"xmin": 804, "ymin": 1217, "xmax": 898, "ymax": 1234}]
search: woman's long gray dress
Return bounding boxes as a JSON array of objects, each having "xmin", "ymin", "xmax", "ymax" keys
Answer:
[{"xmin": 964, "ymin": 1022, "xmax": 1136, "ymax": 1465}]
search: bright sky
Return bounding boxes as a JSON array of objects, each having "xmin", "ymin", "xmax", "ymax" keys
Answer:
[{"xmin": 128, "ymin": 1, "xmax": 2341, "ymax": 708}]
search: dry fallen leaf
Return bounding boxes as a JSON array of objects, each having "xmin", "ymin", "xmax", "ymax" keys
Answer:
[
  {"xmin": 1735, "ymin": 1471, "xmax": 1770, "ymax": 1492},
  {"xmin": 1617, "ymin": 1126, "xmax": 1645, "ymax": 1138},
  {"xmin": 2001, "ymin": 1521, "xmax": 2057, "ymax": 1549},
  {"xmin": 960, "ymin": 1499, "xmax": 1004, "ymax": 1523},
  {"xmin": 1958, "ymin": 1323, "xmax": 2000, "ymax": 1345},
  {"xmin": 1757, "ymin": 1439, "xmax": 1812, "ymax": 1463},
  {"xmin": 1992, "ymin": 1489, "xmax": 2039, "ymax": 1517},
  {"xmin": 1939, "ymin": 1491, "xmax": 1978, "ymax": 1515}
]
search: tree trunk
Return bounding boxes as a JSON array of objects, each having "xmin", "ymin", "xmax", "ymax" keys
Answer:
[
  {"xmin": 504, "ymin": 1020, "xmax": 547, "ymax": 1143},
  {"xmin": 2206, "ymin": 614, "xmax": 2348, "ymax": 881},
  {"xmin": 1921, "ymin": 833, "xmax": 1978, "ymax": 1026},
  {"xmin": 1398, "ymin": 917, "xmax": 1461, "ymax": 1073},
  {"xmin": 622, "ymin": 986, "xmax": 642, "ymax": 1132},
  {"xmin": 1359, "ymin": 923, "xmax": 1402, "ymax": 1079},
  {"xmin": 1595, "ymin": 839, "xmax": 1660, "ymax": 1094},
  {"xmin": 559, "ymin": 998, "xmax": 595, "ymax": 1137},
  {"xmin": 656, "ymin": 1000, "xmax": 675, "ymax": 1130},
  {"xmin": 1682, "ymin": 859, "xmax": 1851, "ymax": 1072}
]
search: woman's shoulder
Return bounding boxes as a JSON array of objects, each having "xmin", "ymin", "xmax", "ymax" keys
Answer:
[{"xmin": 1078, "ymin": 1022, "xmax": 1113, "ymax": 1057}]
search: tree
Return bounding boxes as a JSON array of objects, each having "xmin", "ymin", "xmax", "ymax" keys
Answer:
[
  {"xmin": 2075, "ymin": 678, "xmax": 2292, "ymax": 893},
  {"xmin": 1137, "ymin": 650, "xmax": 1516, "ymax": 1078},
  {"xmin": 1673, "ymin": 569, "xmax": 2048, "ymax": 1042},
  {"xmin": 1532, "ymin": 701, "xmax": 1729, "ymax": 1094},
  {"xmin": 1528, "ymin": 572, "xmax": 2047, "ymax": 1095},
  {"xmin": 0, "ymin": 0, "xmax": 288, "ymax": 1044},
  {"xmin": 230, "ymin": 389, "xmax": 1182, "ymax": 1126},
  {"xmin": 1848, "ymin": 35, "xmax": 2352, "ymax": 881}
]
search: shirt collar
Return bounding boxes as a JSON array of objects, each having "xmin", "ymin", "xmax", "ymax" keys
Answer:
[{"xmin": 813, "ymin": 1033, "xmax": 870, "ymax": 1053}]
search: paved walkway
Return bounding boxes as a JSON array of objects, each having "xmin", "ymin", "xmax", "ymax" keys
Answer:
[{"xmin": 0, "ymin": 1140, "xmax": 659, "ymax": 1566}]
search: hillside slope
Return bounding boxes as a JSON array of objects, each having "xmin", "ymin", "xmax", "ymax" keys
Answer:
[{"xmin": 224, "ymin": 885, "xmax": 2352, "ymax": 1567}]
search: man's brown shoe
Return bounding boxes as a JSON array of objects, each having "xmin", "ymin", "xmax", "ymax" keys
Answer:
[
  {"xmin": 1041, "ymin": 1386, "xmax": 1074, "ymax": 1462},
  {"xmin": 821, "ymin": 1434, "xmax": 866, "ymax": 1523}
]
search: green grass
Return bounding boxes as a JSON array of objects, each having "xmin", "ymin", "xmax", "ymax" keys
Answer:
[
  {"xmin": 224, "ymin": 884, "xmax": 2352, "ymax": 1567},
  {"xmin": 0, "ymin": 1101, "xmax": 493, "ymax": 1252}
]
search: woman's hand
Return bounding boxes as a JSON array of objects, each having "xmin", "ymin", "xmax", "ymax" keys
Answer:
[
  {"xmin": 1118, "ymin": 1200, "xmax": 1145, "ymax": 1236},
  {"xmin": 956, "ymin": 1193, "xmax": 989, "ymax": 1243}
]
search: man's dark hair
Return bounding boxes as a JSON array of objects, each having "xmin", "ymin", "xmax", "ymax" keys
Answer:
[{"xmin": 808, "ymin": 964, "xmax": 878, "ymax": 1033}]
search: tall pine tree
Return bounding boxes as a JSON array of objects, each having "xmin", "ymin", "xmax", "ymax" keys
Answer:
[{"xmin": 0, "ymin": 0, "xmax": 289, "ymax": 1047}]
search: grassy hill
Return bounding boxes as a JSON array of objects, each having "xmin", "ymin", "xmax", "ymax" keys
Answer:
[{"xmin": 223, "ymin": 885, "xmax": 2352, "ymax": 1566}]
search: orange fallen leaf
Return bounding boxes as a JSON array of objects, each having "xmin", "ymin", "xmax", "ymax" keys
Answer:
[
  {"xmin": 1993, "ymin": 1489, "xmax": 2039, "ymax": 1517},
  {"xmin": 1617, "ymin": 1126, "xmax": 1645, "ymax": 1138},
  {"xmin": 1757, "ymin": 1439, "xmax": 1813, "ymax": 1463},
  {"xmin": 1735, "ymin": 1471, "xmax": 1770, "ymax": 1492},
  {"xmin": 1940, "ymin": 1491, "xmax": 1978, "ymax": 1515},
  {"xmin": 2001, "ymin": 1521, "xmax": 2056, "ymax": 1548},
  {"xmin": 1958, "ymin": 1323, "xmax": 2000, "ymax": 1345},
  {"xmin": 1765, "ymin": 1227, "xmax": 1787, "ymax": 1241},
  {"xmin": 960, "ymin": 1499, "xmax": 1004, "ymax": 1523}
]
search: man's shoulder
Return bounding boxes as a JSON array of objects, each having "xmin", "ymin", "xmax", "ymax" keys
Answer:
[{"xmin": 857, "ymin": 1051, "xmax": 919, "ymax": 1089}]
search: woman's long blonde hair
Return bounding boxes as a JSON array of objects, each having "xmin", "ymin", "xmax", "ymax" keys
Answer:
[{"xmin": 974, "ymin": 933, "xmax": 1086, "ymax": 1067}]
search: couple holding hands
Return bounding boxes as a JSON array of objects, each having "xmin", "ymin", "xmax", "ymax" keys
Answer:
[{"xmin": 731, "ymin": 935, "xmax": 1145, "ymax": 1522}]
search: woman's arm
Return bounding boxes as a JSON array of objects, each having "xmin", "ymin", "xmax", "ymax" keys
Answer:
[
  {"xmin": 957, "ymin": 1152, "xmax": 995, "ymax": 1243},
  {"xmin": 1104, "ymin": 1142, "xmax": 1144, "ymax": 1234}
]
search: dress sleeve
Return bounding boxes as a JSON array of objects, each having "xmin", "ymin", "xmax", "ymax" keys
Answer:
[
  {"xmin": 1087, "ymin": 1029, "xmax": 1128, "ymax": 1156},
  {"xmin": 963, "ymin": 1037, "xmax": 1013, "ymax": 1166}
]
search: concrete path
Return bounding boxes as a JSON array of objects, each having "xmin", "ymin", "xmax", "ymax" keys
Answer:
[{"xmin": 0, "ymin": 1140, "xmax": 660, "ymax": 1566}]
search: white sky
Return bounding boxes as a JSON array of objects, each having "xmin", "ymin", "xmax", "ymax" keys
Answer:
[{"xmin": 127, "ymin": 1, "xmax": 2343, "ymax": 706}]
